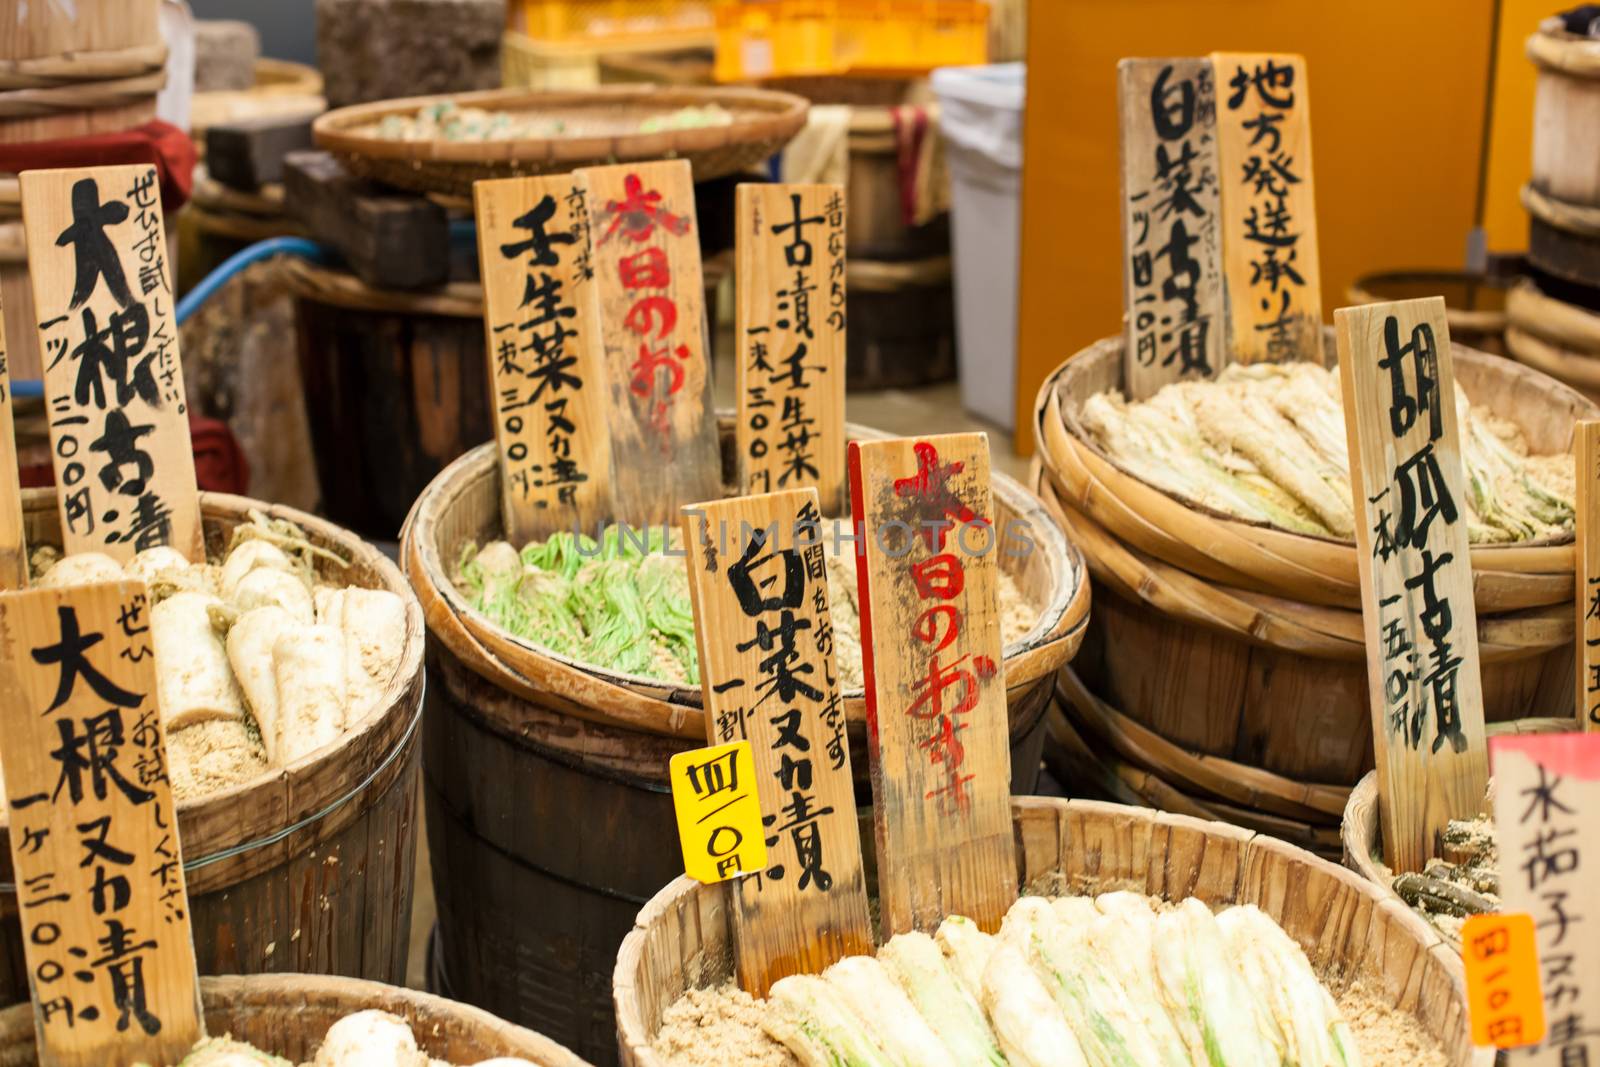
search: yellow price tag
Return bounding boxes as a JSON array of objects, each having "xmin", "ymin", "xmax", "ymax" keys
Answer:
[
  {"xmin": 669, "ymin": 740, "xmax": 767, "ymax": 884},
  {"xmin": 1462, "ymin": 912, "xmax": 1546, "ymax": 1049}
]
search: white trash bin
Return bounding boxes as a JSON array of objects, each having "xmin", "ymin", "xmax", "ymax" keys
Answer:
[{"xmin": 931, "ymin": 62, "xmax": 1025, "ymax": 430}]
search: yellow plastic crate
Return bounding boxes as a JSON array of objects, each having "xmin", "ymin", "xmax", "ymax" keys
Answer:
[
  {"xmin": 512, "ymin": 0, "xmax": 716, "ymax": 47},
  {"xmin": 714, "ymin": 0, "xmax": 988, "ymax": 82}
]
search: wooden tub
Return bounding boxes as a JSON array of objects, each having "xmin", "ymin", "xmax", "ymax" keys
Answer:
[
  {"xmin": 614, "ymin": 796, "xmax": 1487, "ymax": 1067},
  {"xmin": 400, "ymin": 424, "xmax": 1089, "ymax": 1064},
  {"xmin": 0, "ymin": 490, "xmax": 426, "ymax": 1005},
  {"xmin": 0, "ymin": 974, "xmax": 587, "ymax": 1066},
  {"xmin": 1034, "ymin": 333, "xmax": 1584, "ymax": 846}
]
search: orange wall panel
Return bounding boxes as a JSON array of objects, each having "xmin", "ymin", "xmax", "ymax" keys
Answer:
[
  {"xmin": 1483, "ymin": 0, "xmax": 1548, "ymax": 253},
  {"xmin": 1014, "ymin": 0, "xmax": 1495, "ymax": 452}
]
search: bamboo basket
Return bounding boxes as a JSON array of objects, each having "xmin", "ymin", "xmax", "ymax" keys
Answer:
[
  {"xmin": 401, "ymin": 425, "xmax": 1087, "ymax": 1063},
  {"xmin": 0, "ymin": 489, "xmax": 426, "ymax": 1005},
  {"xmin": 312, "ymin": 85, "xmax": 809, "ymax": 197},
  {"xmin": 0, "ymin": 974, "xmax": 587, "ymax": 1066},
  {"xmin": 1341, "ymin": 715, "xmax": 1575, "ymax": 954},
  {"xmin": 613, "ymin": 796, "xmax": 1489, "ymax": 1067},
  {"xmin": 1038, "ymin": 334, "xmax": 1589, "ymax": 613}
]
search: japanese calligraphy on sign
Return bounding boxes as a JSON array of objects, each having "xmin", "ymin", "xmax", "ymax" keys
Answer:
[
  {"xmin": 680, "ymin": 488, "xmax": 872, "ymax": 995},
  {"xmin": 0, "ymin": 293, "xmax": 26, "ymax": 589},
  {"xmin": 0, "ymin": 581, "xmax": 202, "ymax": 1067},
  {"xmin": 1212, "ymin": 53, "xmax": 1323, "ymax": 364},
  {"xmin": 20, "ymin": 165, "xmax": 201, "ymax": 564},
  {"xmin": 668, "ymin": 740, "xmax": 768, "ymax": 885},
  {"xmin": 1337, "ymin": 297, "xmax": 1488, "ymax": 873},
  {"xmin": 474, "ymin": 175, "xmax": 614, "ymax": 542},
  {"xmin": 847, "ymin": 433, "xmax": 1016, "ymax": 937},
  {"xmin": 1575, "ymin": 421, "xmax": 1600, "ymax": 731},
  {"xmin": 578, "ymin": 160, "xmax": 720, "ymax": 526},
  {"xmin": 1462, "ymin": 912, "xmax": 1547, "ymax": 1051},
  {"xmin": 735, "ymin": 184, "xmax": 848, "ymax": 514},
  {"xmin": 1117, "ymin": 58, "xmax": 1225, "ymax": 399},
  {"xmin": 1491, "ymin": 733, "xmax": 1600, "ymax": 1064}
]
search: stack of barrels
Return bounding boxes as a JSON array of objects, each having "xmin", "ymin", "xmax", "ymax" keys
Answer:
[{"xmin": 1508, "ymin": 15, "xmax": 1600, "ymax": 395}]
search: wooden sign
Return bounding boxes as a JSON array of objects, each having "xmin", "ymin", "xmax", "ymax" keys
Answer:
[
  {"xmin": 668, "ymin": 740, "xmax": 768, "ymax": 884},
  {"xmin": 1337, "ymin": 297, "xmax": 1489, "ymax": 872},
  {"xmin": 1211, "ymin": 53, "xmax": 1323, "ymax": 363},
  {"xmin": 847, "ymin": 433, "xmax": 1016, "ymax": 937},
  {"xmin": 1461, "ymin": 912, "xmax": 1546, "ymax": 1050},
  {"xmin": 1577, "ymin": 420, "xmax": 1600, "ymax": 730},
  {"xmin": 680, "ymin": 488, "xmax": 873, "ymax": 995},
  {"xmin": 735, "ymin": 184, "xmax": 848, "ymax": 513},
  {"xmin": 579, "ymin": 160, "xmax": 720, "ymax": 526},
  {"xmin": 1118, "ymin": 58, "xmax": 1226, "ymax": 398},
  {"xmin": 0, "ymin": 581, "xmax": 203, "ymax": 1066},
  {"xmin": 0, "ymin": 293, "xmax": 26, "ymax": 589},
  {"xmin": 20, "ymin": 165, "xmax": 202, "ymax": 563},
  {"xmin": 474, "ymin": 175, "xmax": 614, "ymax": 542},
  {"xmin": 1490, "ymin": 732, "xmax": 1600, "ymax": 1064}
]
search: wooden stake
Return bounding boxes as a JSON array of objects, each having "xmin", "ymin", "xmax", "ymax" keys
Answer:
[
  {"xmin": 474, "ymin": 174, "xmax": 615, "ymax": 543},
  {"xmin": 578, "ymin": 160, "xmax": 721, "ymax": 526},
  {"xmin": 1577, "ymin": 420, "xmax": 1600, "ymax": 731},
  {"xmin": 1211, "ymin": 53, "xmax": 1323, "ymax": 364},
  {"xmin": 847, "ymin": 433, "xmax": 1016, "ymax": 937},
  {"xmin": 0, "ymin": 293, "xmax": 27, "ymax": 589},
  {"xmin": 20, "ymin": 164, "xmax": 203, "ymax": 563},
  {"xmin": 734, "ymin": 184, "xmax": 848, "ymax": 513},
  {"xmin": 1118, "ymin": 58, "xmax": 1226, "ymax": 398},
  {"xmin": 1336, "ymin": 297, "xmax": 1488, "ymax": 872},
  {"xmin": 1490, "ymin": 732, "xmax": 1600, "ymax": 1064},
  {"xmin": 680, "ymin": 488, "xmax": 873, "ymax": 995},
  {"xmin": 0, "ymin": 581, "xmax": 203, "ymax": 1067}
]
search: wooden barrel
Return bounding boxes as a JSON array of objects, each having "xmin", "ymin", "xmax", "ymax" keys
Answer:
[
  {"xmin": 401, "ymin": 426, "xmax": 1089, "ymax": 1065},
  {"xmin": 1505, "ymin": 275, "xmax": 1600, "ymax": 401},
  {"xmin": 0, "ymin": 974, "xmax": 587, "ymax": 1066},
  {"xmin": 1341, "ymin": 715, "xmax": 1574, "ymax": 954},
  {"xmin": 614, "ymin": 795, "xmax": 1489, "ymax": 1067},
  {"xmin": 1033, "ymin": 333, "xmax": 1585, "ymax": 843},
  {"xmin": 287, "ymin": 257, "xmax": 492, "ymax": 541},
  {"xmin": 0, "ymin": 489, "xmax": 426, "ymax": 1005},
  {"xmin": 847, "ymin": 256, "xmax": 957, "ymax": 389},
  {"xmin": 1347, "ymin": 269, "xmax": 1512, "ymax": 355},
  {"xmin": 1527, "ymin": 21, "xmax": 1600, "ymax": 288}
]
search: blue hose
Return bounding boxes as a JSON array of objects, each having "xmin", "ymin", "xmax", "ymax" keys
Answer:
[{"xmin": 12, "ymin": 236, "xmax": 336, "ymax": 400}]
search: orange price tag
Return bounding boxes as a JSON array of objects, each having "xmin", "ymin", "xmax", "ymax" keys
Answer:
[
  {"xmin": 669, "ymin": 740, "xmax": 767, "ymax": 885},
  {"xmin": 1462, "ymin": 912, "xmax": 1546, "ymax": 1049}
]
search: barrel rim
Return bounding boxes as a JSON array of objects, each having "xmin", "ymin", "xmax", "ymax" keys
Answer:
[
  {"xmin": 0, "ymin": 489, "xmax": 427, "ymax": 865},
  {"xmin": 1528, "ymin": 20, "xmax": 1600, "ymax": 77},
  {"xmin": 613, "ymin": 794, "xmax": 1490, "ymax": 1067},
  {"xmin": 401, "ymin": 423, "xmax": 1089, "ymax": 739}
]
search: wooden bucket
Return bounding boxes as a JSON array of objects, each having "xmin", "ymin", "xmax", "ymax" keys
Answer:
[
  {"xmin": 1032, "ymin": 335, "xmax": 1581, "ymax": 839},
  {"xmin": 400, "ymin": 428, "xmax": 1089, "ymax": 1065},
  {"xmin": 0, "ymin": 974, "xmax": 587, "ymax": 1066},
  {"xmin": 1340, "ymin": 715, "xmax": 1574, "ymax": 954},
  {"xmin": 0, "ymin": 489, "xmax": 427, "ymax": 1005},
  {"xmin": 0, "ymin": 0, "xmax": 163, "ymax": 143},
  {"xmin": 286, "ymin": 257, "xmax": 492, "ymax": 540},
  {"xmin": 613, "ymin": 796, "xmax": 1488, "ymax": 1067},
  {"xmin": 846, "ymin": 256, "xmax": 957, "ymax": 390},
  {"xmin": 1346, "ymin": 269, "xmax": 1511, "ymax": 355},
  {"xmin": 1504, "ymin": 275, "xmax": 1600, "ymax": 401},
  {"xmin": 1527, "ymin": 20, "xmax": 1600, "ymax": 287}
]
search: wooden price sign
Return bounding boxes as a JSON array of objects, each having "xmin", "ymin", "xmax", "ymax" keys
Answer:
[
  {"xmin": 0, "ymin": 581, "xmax": 203, "ymax": 1066},
  {"xmin": 1211, "ymin": 53, "xmax": 1323, "ymax": 364},
  {"xmin": 1117, "ymin": 58, "xmax": 1226, "ymax": 399},
  {"xmin": 1576, "ymin": 420, "xmax": 1600, "ymax": 730},
  {"xmin": 1490, "ymin": 732, "xmax": 1600, "ymax": 1063},
  {"xmin": 680, "ymin": 488, "xmax": 873, "ymax": 995},
  {"xmin": 578, "ymin": 160, "xmax": 720, "ymax": 526},
  {"xmin": 473, "ymin": 174, "xmax": 614, "ymax": 542},
  {"xmin": 735, "ymin": 183, "xmax": 848, "ymax": 513},
  {"xmin": 1337, "ymin": 297, "xmax": 1489, "ymax": 873},
  {"xmin": 0, "ymin": 293, "xmax": 26, "ymax": 589},
  {"xmin": 847, "ymin": 433, "xmax": 1016, "ymax": 937},
  {"xmin": 20, "ymin": 164, "xmax": 202, "ymax": 564}
]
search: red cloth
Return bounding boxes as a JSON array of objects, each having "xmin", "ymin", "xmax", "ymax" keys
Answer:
[
  {"xmin": 21, "ymin": 414, "xmax": 250, "ymax": 496},
  {"xmin": 888, "ymin": 105, "xmax": 930, "ymax": 230},
  {"xmin": 0, "ymin": 120, "xmax": 197, "ymax": 214}
]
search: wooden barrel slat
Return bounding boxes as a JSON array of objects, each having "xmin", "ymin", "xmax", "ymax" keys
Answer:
[
  {"xmin": 614, "ymin": 797, "xmax": 1489, "ymax": 1067},
  {"xmin": 0, "ymin": 488, "xmax": 425, "ymax": 1004}
]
